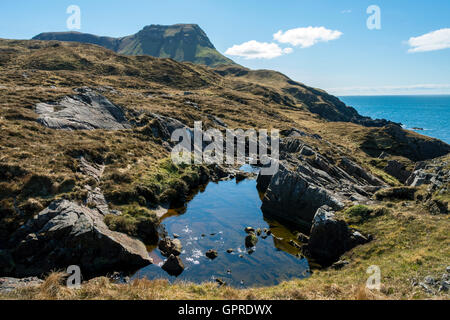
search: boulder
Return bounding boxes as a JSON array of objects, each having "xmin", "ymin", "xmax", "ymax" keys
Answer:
[
  {"xmin": 162, "ymin": 255, "xmax": 184, "ymax": 277},
  {"xmin": 159, "ymin": 238, "xmax": 183, "ymax": 257},
  {"xmin": 35, "ymin": 88, "xmax": 130, "ymax": 130},
  {"xmin": 307, "ymin": 206, "xmax": 369, "ymax": 265},
  {"xmin": 6, "ymin": 200, "xmax": 152, "ymax": 278}
]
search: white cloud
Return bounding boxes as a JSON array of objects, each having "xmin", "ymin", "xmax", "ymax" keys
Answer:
[
  {"xmin": 407, "ymin": 28, "xmax": 450, "ymax": 52},
  {"xmin": 273, "ymin": 26, "xmax": 343, "ymax": 48},
  {"xmin": 225, "ymin": 40, "xmax": 293, "ymax": 59}
]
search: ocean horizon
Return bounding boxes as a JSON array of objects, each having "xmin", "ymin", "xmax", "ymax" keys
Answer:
[{"xmin": 339, "ymin": 95, "xmax": 450, "ymax": 144}]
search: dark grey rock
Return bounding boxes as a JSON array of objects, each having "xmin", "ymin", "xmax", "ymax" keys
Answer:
[
  {"xmin": 307, "ymin": 206, "xmax": 370, "ymax": 265},
  {"xmin": 206, "ymin": 249, "xmax": 218, "ymax": 260},
  {"xmin": 6, "ymin": 200, "xmax": 152, "ymax": 278},
  {"xmin": 162, "ymin": 254, "xmax": 184, "ymax": 277}
]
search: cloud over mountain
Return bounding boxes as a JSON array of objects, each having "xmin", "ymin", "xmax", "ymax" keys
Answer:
[
  {"xmin": 273, "ymin": 26, "xmax": 342, "ymax": 48},
  {"xmin": 225, "ymin": 40, "xmax": 292, "ymax": 59}
]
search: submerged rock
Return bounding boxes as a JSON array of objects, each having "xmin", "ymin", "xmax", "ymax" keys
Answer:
[
  {"xmin": 35, "ymin": 88, "xmax": 130, "ymax": 130},
  {"xmin": 162, "ymin": 255, "xmax": 184, "ymax": 277},
  {"xmin": 206, "ymin": 249, "xmax": 218, "ymax": 260},
  {"xmin": 5, "ymin": 199, "xmax": 152, "ymax": 278}
]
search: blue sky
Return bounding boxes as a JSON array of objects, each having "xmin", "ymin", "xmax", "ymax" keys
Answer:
[{"xmin": 1, "ymin": 0, "xmax": 450, "ymax": 95}]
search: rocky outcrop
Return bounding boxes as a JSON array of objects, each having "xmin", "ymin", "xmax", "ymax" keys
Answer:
[
  {"xmin": 260, "ymin": 137, "xmax": 386, "ymax": 226},
  {"xmin": 406, "ymin": 159, "xmax": 449, "ymax": 191},
  {"xmin": 2, "ymin": 200, "xmax": 152, "ymax": 278},
  {"xmin": 307, "ymin": 206, "xmax": 370, "ymax": 264},
  {"xmin": 362, "ymin": 124, "xmax": 450, "ymax": 161},
  {"xmin": 383, "ymin": 160, "xmax": 411, "ymax": 183},
  {"xmin": 35, "ymin": 88, "xmax": 130, "ymax": 130}
]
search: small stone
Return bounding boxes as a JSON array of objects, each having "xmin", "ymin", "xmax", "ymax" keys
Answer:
[
  {"xmin": 239, "ymin": 254, "xmax": 244, "ymax": 258},
  {"xmin": 226, "ymin": 249, "xmax": 234, "ymax": 253},
  {"xmin": 210, "ymin": 233, "xmax": 216, "ymax": 236},
  {"xmin": 173, "ymin": 233, "xmax": 180, "ymax": 239},
  {"xmin": 424, "ymin": 276, "xmax": 435, "ymax": 285},
  {"xmin": 245, "ymin": 227, "xmax": 255, "ymax": 234},
  {"xmin": 227, "ymin": 269, "xmax": 231, "ymax": 274},
  {"xmin": 446, "ymin": 266, "xmax": 450, "ymax": 274},
  {"xmin": 266, "ymin": 230, "xmax": 272, "ymax": 236},
  {"xmin": 256, "ymin": 228, "xmax": 262, "ymax": 236},
  {"xmin": 247, "ymin": 249, "xmax": 255, "ymax": 255},
  {"xmin": 206, "ymin": 249, "xmax": 218, "ymax": 260}
]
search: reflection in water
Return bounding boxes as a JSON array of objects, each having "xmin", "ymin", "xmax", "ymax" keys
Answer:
[{"xmin": 133, "ymin": 176, "xmax": 311, "ymax": 287}]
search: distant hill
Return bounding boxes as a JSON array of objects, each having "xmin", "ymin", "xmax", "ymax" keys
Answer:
[{"xmin": 32, "ymin": 24, "xmax": 235, "ymax": 67}]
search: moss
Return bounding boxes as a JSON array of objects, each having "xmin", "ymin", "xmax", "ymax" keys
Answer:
[
  {"xmin": 104, "ymin": 205, "xmax": 159, "ymax": 244},
  {"xmin": 343, "ymin": 205, "xmax": 390, "ymax": 224},
  {"xmin": 375, "ymin": 187, "xmax": 418, "ymax": 201}
]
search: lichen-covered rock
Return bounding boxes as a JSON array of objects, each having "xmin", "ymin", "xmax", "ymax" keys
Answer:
[
  {"xmin": 35, "ymin": 88, "xmax": 130, "ymax": 130},
  {"xmin": 6, "ymin": 200, "xmax": 152, "ymax": 278}
]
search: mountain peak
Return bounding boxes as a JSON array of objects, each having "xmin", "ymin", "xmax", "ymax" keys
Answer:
[{"xmin": 32, "ymin": 24, "xmax": 234, "ymax": 67}]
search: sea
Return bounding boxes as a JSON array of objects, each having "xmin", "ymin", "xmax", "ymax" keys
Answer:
[{"xmin": 339, "ymin": 95, "xmax": 450, "ymax": 144}]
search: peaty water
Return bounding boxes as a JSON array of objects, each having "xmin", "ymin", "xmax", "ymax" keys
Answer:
[
  {"xmin": 133, "ymin": 175, "xmax": 311, "ymax": 288},
  {"xmin": 340, "ymin": 95, "xmax": 450, "ymax": 144}
]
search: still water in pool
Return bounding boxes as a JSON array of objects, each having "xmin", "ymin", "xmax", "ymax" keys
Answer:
[{"xmin": 133, "ymin": 176, "xmax": 311, "ymax": 287}]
